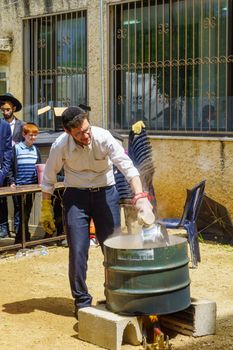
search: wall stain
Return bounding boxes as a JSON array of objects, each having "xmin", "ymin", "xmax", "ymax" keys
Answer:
[
  {"xmin": 220, "ymin": 141, "xmax": 225, "ymax": 172},
  {"xmin": 22, "ymin": 0, "xmax": 30, "ymax": 16},
  {"xmin": 43, "ymin": 0, "xmax": 53, "ymax": 12}
]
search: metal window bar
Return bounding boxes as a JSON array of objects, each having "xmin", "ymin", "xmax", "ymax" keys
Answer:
[
  {"xmin": 109, "ymin": 0, "xmax": 233, "ymax": 136},
  {"xmin": 23, "ymin": 10, "xmax": 87, "ymax": 129}
]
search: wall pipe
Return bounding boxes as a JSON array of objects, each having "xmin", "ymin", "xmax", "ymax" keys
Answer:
[{"xmin": 100, "ymin": 0, "xmax": 105, "ymax": 128}]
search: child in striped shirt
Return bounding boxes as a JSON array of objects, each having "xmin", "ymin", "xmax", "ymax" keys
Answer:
[{"xmin": 9, "ymin": 122, "xmax": 41, "ymax": 244}]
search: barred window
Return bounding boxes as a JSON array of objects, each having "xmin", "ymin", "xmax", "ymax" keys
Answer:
[
  {"xmin": 109, "ymin": 0, "xmax": 233, "ymax": 136},
  {"xmin": 23, "ymin": 11, "xmax": 87, "ymax": 129},
  {"xmin": 0, "ymin": 68, "xmax": 8, "ymax": 94}
]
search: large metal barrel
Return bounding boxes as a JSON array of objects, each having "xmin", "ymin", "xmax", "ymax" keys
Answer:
[{"xmin": 103, "ymin": 234, "xmax": 190, "ymax": 315}]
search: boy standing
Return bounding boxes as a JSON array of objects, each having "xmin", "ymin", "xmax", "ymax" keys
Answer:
[{"xmin": 8, "ymin": 123, "xmax": 41, "ymax": 244}]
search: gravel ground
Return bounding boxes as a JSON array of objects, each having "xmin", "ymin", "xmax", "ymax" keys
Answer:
[{"xmin": 0, "ymin": 239, "xmax": 232, "ymax": 350}]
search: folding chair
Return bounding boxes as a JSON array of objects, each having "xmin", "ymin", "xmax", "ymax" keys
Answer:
[{"xmin": 157, "ymin": 180, "xmax": 206, "ymax": 268}]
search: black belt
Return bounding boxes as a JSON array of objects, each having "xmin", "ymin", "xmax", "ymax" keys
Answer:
[{"xmin": 77, "ymin": 185, "xmax": 113, "ymax": 192}]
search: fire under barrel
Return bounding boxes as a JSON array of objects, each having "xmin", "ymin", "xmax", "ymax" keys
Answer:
[{"xmin": 103, "ymin": 234, "xmax": 191, "ymax": 316}]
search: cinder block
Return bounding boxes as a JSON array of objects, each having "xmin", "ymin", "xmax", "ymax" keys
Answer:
[
  {"xmin": 160, "ymin": 298, "xmax": 217, "ymax": 337},
  {"xmin": 78, "ymin": 304, "xmax": 142, "ymax": 350}
]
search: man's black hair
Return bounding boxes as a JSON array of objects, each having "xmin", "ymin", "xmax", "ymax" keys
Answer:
[{"xmin": 62, "ymin": 106, "xmax": 89, "ymax": 131}]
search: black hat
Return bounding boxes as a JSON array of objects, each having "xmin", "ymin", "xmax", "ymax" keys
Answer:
[
  {"xmin": 79, "ymin": 104, "xmax": 91, "ymax": 111},
  {"xmin": 0, "ymin": 93, "xmax": 22, "ymax": 112}
]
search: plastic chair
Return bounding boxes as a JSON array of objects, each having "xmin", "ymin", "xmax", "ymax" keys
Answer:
[{"xmin": 157, "ymin": 180, "xmax": 206, "ymax": 268}]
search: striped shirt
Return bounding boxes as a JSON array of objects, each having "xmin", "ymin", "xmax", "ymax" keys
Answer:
[{"xmin": 14, "ymin": 142, "xmax": 38, "ymax": 185}]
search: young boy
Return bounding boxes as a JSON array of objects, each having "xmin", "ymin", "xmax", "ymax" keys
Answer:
[{"xmin": 8, "ymin": 123, "xmax": 41, "ymax": 244}]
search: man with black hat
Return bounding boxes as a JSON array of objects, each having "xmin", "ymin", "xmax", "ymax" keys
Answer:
[
  {"xmin": 0, "ymin": 93, "xmax": 25, "ymax": 144},
  {"xmin": 0, "ymin": 93, "xmax": 25, "ymax": 238}
]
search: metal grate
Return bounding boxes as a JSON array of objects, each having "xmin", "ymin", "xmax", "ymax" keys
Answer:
[
  {"xmin": 109, "ymin": 0, "xmax": 233, "ymax": 136},
  {"xmin": 23, "ymin": 10, "xmax": 87, "ymax": 129},
  {"xmin": 0, "ymin": 69, "xmax": 8, "ymax": 94}
]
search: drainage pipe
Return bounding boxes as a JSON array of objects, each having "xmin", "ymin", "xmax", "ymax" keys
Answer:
[{"xmin": 100, "ymin": 0, "xmax": 105, "ymax": 128}]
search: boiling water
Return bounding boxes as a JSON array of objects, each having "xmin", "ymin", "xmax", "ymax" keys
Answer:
[{"xmin": 104, "ymin": 233, "xmax": 185, "ymax": 250}]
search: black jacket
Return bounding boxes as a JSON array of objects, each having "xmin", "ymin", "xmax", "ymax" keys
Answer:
[
  {"xmin": 12, "ymin": 117, "xmax": 25, "ymax": 143},
  {"xmin": 0, "ymin": 119, "xmax": 12, "ymax": 186}
]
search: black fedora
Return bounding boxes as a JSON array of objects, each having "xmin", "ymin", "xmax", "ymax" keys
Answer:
[{"xmin": 0, "ymin": 93, "xmax": 22, "ymax": 112}]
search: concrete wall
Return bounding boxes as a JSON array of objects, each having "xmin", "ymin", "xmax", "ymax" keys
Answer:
[
  {"xmin": 152, "ymin": 136, "xmax": 233, "ymax": 218},
  {"xmin": 1, "ymin": 0, "xmax": 233, "ymax": 219}
]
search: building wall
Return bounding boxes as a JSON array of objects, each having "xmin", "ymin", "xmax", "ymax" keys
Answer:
[
  {"xmin": 1, "ymin": 0, "xmax": 233, "ymax": 219},
  {"xmin": 151, "ymin": 136, "xmax": 233, "ymax": 218}
]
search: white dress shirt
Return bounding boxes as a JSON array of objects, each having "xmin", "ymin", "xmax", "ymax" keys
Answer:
[{"xmin": 41, "ymin": 126, "xmax": 139, "ymax": 194}]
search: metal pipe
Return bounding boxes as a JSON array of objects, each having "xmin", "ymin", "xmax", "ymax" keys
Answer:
[{"xmin": 100, "ymin": 0, "xmax": 105, "ymax": 128}]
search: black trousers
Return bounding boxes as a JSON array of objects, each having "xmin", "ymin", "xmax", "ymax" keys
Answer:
[
  {"xmin": 63, "ymin": 186, "xmax": 120, "ymax": 309},
  {"xmin": 0, "ymin": 197, "xmax": 10, "ymax": 237},
  {"xmin": 13, "ymin": 194, "xmax": 34, "ymax": 244}
]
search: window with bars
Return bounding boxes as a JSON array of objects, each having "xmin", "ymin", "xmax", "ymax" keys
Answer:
[
  {"xmin": 23, "ymin": 10, "xmax": 87, "ymax": 129},
  {"xmin": 0, "ymin": 68, "xmax": 8, "ymax": 94},
  {"xmin": 109, "ymin": 0, "xmax": 233, "ymax": 136}
]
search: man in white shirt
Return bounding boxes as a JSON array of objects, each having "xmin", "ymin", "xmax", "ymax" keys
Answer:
[{"xmin": 40, "ymin": 106, "xmax": 155, "ymax": 319}]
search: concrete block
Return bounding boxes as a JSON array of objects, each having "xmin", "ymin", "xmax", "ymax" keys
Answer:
[
  {"xmin": 78, "ymin": 304, "xmax": 142, "ymax": 350},
  {"xmin": 160, "ymin": 298, "xmax": 217, "ymax": 337}
]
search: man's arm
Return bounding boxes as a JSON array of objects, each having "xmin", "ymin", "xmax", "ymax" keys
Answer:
[
  {"xmin": 41, "ymin": 138, "xmax": 64, "ymax": 194},
  {"xmin": 40, "ymin": 141, "xmax": 64, "ymax": 234},
  {"xmin": 129, "ymin": 175, "xmax": 143, "ymax": 194}
]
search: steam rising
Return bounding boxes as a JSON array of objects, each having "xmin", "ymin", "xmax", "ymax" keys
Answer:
[{"xmin": 104, "ymin": 233, "xmax": 184, "ymax": 250}]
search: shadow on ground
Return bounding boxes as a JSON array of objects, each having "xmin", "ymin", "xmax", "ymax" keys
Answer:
[{"xmin": 2, "ymin": 297, "xmax": 73, "ymax": 317}]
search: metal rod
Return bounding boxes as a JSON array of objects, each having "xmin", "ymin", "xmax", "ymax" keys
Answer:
[{"xmin": 100, "ymin": 0, "xmax": 106, "ymax": 128}]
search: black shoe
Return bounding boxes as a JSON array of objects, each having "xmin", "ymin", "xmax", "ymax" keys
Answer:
[
  {"xmin": 74, "ymin": 307, "xmax": 79, "ymax": 320},
  {"xmin": 57, "ymin": 239, "xmax": 68, "ymax": 247},
  {"xmin": 73, "ymin": 305, "xmax": 91, "ymax": 320},
  {"xmin": 0, "ymin": 232, "xmax": 9, "ymax": 239}
]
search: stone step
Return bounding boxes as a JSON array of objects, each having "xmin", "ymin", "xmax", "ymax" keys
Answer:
[{"xmin": 160, "ymin": 298, "xmax": 217, "ymax": 337}]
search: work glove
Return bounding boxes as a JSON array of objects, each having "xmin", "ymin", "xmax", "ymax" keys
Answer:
[
  {"xmin": 40, "ymin": 199, "xmax": 56, "ymax": 235},
  {"xmin": 132, "ymin": 121, "xmax": 145, "ymax": 134},
  {"xmin": 133, "ymin": 193, "xmax": 155, "ymax": 226}
]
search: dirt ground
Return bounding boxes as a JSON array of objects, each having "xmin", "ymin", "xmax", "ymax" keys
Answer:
[{"xmin": 0, "ymin": 239, "xmax": 233, "ymax": 350}]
